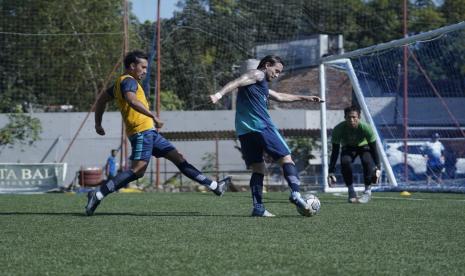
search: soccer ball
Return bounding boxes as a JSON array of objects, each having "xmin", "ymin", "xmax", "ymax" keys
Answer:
[{"xmin": 296, "ymin": 194, "xmax": 321, "ymax": 217}]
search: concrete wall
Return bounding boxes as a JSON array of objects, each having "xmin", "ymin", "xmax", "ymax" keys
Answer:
[
  {"xmin": 1, "ymin": 96, "xmax": 461, "ymax": 186},
  {"xmin": 0, "ymin": 110, "xmax": 343, "ymax": 186}
]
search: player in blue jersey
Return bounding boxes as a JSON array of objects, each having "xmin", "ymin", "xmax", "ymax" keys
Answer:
[
  {"xmin": 210, "ymin": 55, "xmax": 323, "ymax": 217},
  {"xmin": 105, "ymin": 149, "xmax": 118, "ymax": 180}
]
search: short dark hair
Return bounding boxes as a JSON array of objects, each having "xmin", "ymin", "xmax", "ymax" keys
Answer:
[
  {"xmin": 344, "ymin": 105, "xmax": 361, "ymax": 117},
  {"xmin": 124, "ymin": 50, "xmax": 148, "ymax": 69},
  {"xmin": 257, "ymin": 55, "xmax": 284, "ymax": 69}
]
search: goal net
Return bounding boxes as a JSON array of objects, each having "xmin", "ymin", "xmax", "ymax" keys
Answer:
[{"xmin": 321, "ymin": 22, "xmax": 465, "ymax": 193}]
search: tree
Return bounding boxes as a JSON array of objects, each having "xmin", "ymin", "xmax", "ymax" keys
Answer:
[
  {"xmin": 0, "ymin": 108, "xmax": 42, "ymax": 153},
  {"xmin": 410, "ymin": 0, "xmax": 445, "ymax": 34},
  {"xmin": 0, "ymin": 0, "xmax": 135, "ymax": 112},
  {"xmin": 287, "ymin": 137, "xmax": 318, "ymax": 172},
  {"xmin": 441, "ymin": 0, "xmax": 465, "ymax": 25}
]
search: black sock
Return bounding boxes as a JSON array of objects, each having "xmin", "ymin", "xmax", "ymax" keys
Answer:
[
  {"xmin": 250, "ymin": 173, "xmax": 264, "ymax": 209},
  {"xmin": 347, "ymin": 184, "xmax": 356, "ymax": 198},
  {"xmin": 176, "ymin": 161, "xmax": 212, "ymax": 187},
  {"xmin": 99, "ymin": 170, "xmax": 138, "ymax": 197}
]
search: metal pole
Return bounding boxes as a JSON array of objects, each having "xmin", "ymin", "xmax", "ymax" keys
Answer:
[
  {"xmin": 155, "ymin": 0, "xmax": 162, "ymax": 189},
  {"xmin": 121, "ymin": 0, "xmax": 129, "ymax": 170},
  {"xmin": 402, "ymin": 0, "xmax": 409, "ymax": 182},
  {"xmin": 215, "ymin": 135, "xmax": 219, "ymax": 181},
  {"xmin": 322, "ymin": 21, "xmax": 465, "ymax": 63},
  {"xmin": 327, "ymin": 59, "xmax": 398, "ymax": 187},
  {"xmin": 319, "ymin": 63, "xmax": 329, "ymax": 191}
]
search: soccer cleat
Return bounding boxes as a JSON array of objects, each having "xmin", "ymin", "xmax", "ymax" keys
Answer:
[
  {"xmin": 348, "ymin": 190, "xmax": 358, "ymax": 203},
  {"xmin": 85, "ymin": 190, "xmax": 101, "ymax": 216},
  {"xmin": 251, "ymin": 208, "xmax": 275, "ymax": 217},
  {"xmin": 212, "ymin": 176, "xmax": 231, "ymax": 196},
  {"xmin": 348, "ymin": 197, "xmax": 359, "ymax": 204},
  {"xmin": 358, "ymin": 191, "xmax": 372, "ymax": 204},
  {"xmin": 288, "ymin": 191, "xmax": 308, "ymax": 210}
]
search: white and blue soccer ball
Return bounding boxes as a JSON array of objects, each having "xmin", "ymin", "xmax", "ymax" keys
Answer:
[{"xmin": 296, "ymin": 193, "xmax": 321, "ymax": 217}]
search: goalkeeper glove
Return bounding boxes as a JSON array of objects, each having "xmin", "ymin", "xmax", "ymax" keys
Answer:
[
  {"xmin": 371, "ymin": 166, "xmax": 381, "ymax": 184},
  {"xmin": 328, "ymin": 173, "xmax": 337, "ymax": 187}
]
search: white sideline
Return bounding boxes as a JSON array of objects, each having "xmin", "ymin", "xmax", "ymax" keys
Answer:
[{"xmin": 331, "ymin": 193, "xmax": 465, "ymax": 202}]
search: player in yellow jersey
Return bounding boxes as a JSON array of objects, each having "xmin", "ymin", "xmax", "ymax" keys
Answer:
[{"xmin": 85, "ymin": 50, "xmax": 231, "ymax": 216}]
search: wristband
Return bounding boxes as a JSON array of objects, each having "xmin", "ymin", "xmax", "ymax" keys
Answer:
[{"xmin": 214, "ymin": 92, "xmax": 223, "ymax": 99}]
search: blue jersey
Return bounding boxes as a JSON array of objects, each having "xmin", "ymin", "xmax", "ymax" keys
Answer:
[
  {"xmin": 106, "ymin": 156, "xmax": 117, "ymax": 177},
  {"xmin": 235, "ymin": 77, "xmax": 275, "ymax": 135}
]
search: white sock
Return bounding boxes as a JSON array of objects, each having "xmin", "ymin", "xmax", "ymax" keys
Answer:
[
  {"xmin": 96, "ymin": 191, "xmax": 104, "ymax": 200},
  {"xmin": 365, "ymin": 186, "xmax": 372, "ymax": 194},
  {"xmin": 209, "ymin": 181, "xmax": 218, "ymax": 190},
  {"xmin": 291, "ymin": 191, "xmax": 301, "ymax": 199}
]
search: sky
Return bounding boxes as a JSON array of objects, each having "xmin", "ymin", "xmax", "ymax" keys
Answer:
[
  {"xmin": 130, "ymin": 0, "xmax": 179, "ymax": 22},
  {"xmin": 131, "ymin": 0, "xmax": 446, "ymax": 22}
]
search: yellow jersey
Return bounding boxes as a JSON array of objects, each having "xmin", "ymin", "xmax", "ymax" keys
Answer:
[{"xmin": 113, "ymin": 74, "xmax": 154, "ymax": 136}]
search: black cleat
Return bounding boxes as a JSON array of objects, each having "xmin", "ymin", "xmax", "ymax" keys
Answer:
[
  {"xmin": 212, "ymin": 176, "xmax": 231, "ymax": 196},
  {"xmin": 85, "ymin": 190, "xmax": 101, "ymax": 216}
]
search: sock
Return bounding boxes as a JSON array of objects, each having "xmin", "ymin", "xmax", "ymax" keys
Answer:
[
  {"xmin": 291, "ymin": 191, "xmax": 302, "ymax": 200},
  {"xmin": 209, "ymin": 181, "xmax": 218, "ymax": 190},
  {"xmin": 99, "ymin": 170, "xmax": 138, "ymax": 197},
  {"xmin": 282, "ymin": 163, "xmax": 300, "ymax": 193},
  {"xmin": 96, "ymin": 191, "xmax": 104, "ymax": 200},
  {"xmin": 176, "ymin": 161, "xmax": 212, "ymax": 187},
  {"xmin": 250, "ymin": 173, "xmax": 264, "ymax": 209},
  {"xmin": 347, "ymin": 184, "xmax": 356, "ymax": 198},
  {"xmin": 365, "ymin": 185, "xmax": 372, "ymax": 193}
]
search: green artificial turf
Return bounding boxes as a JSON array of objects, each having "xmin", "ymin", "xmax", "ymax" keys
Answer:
[{"xmin": 1, "ymin": 192, "xmax": 464, "ymax": 275}]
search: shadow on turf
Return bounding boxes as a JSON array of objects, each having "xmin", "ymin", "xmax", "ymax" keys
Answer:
[
  {"xmin": 264, "ymin": 198, "xmax": 348, "ymax": 205},
  {"xmin": 0, "ymin": 211, "xmax": 317, "ymax": 218},
  {"xmin": 0, "ymin": 211, "xmax": 256, "ymax": 217}
]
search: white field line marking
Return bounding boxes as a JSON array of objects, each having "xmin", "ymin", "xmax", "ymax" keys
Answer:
[{"xmin": 331, "ymin": 193, "xmax": 465, "ymax": 202}]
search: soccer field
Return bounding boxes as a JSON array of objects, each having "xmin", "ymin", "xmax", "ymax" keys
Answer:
[{"xmin": 1, "ymin": 192, "xmax": 465, "ymax": 275}]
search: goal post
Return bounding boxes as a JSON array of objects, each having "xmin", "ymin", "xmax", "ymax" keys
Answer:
[
  {"xmin": 320, "ymin": 59, "xmax": 398, "ymax": 193},
  {"xmin": 319, "ymin": 21, "xmax": 465, "ymax": 193}
]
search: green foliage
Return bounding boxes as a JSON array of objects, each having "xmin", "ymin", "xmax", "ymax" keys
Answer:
[
  {"xmin": 145, "ymin": 90, "xmax": 185, "ymax": 111},
  {"xmin": 0, "ymin": 108, "xmax": 42, "ymax": 149},
  {"xmin": 287, "ymin": 137, "xmax": 318, "ymax": 172},
  {"xmin": 161, "ymin": 90, "xmax": 185, "ymax": 110},
  {"xmin": 201, "ymin": 151, "xmax": 216, "ymax": 172},
  {"xmin": 0, "ymin": 0, "xmax": 131, "ymax": 111},
  {"xmin": 2, "ymin": 0, "xmax": 465, "ymax": 111},
  {"xmin": 156, "ymin": 0, "xmax": 464, "ymax": 109}
]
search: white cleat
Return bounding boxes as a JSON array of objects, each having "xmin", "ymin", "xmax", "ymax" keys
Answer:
[
  {"xmin": 251, "ymin": 208, "xmax": 276, "ymax": 217},
  {"xmin": 358, "ymin": 191, "xmax": 372, "ymax": 204}
]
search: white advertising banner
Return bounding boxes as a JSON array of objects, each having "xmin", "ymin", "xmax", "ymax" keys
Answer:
[{"xmin": 0, "ymin": 163, "xmax": 67, "ymax": 193}]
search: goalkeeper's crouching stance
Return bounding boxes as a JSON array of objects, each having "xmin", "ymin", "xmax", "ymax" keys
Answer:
[
  {"xmin": 85, "ymin": 50, "xmax": 231, "ymax": 216},
  {"xmin": 327, "ymin": 105, "xmax": 381, "ymax": 203}
]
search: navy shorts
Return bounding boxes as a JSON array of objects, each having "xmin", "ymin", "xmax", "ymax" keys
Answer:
[
  {"xmin": 128, "ymin": 129, "xmax": 175, "ymax": 161},
  {"xmin": 238, "ymin": 127, "xmax": 291, "ymax": 166},
  {"xmin": 426, "ymin": 164, "xmax": 444, "ymax": 177}
]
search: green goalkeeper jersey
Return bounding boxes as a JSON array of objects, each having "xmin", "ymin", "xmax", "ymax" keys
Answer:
[{"xmin": 331, "ymin": 121, "xmax": 376, "ymax": 147}]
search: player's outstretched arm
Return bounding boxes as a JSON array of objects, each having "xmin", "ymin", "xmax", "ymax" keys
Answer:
[
  {"xmin": 210, "ymin": 70, "xmax": 263, "ymax": 104},
  {"xmin": 268, "ymin": 89, "xmax": 324, "ymax": 103},
  {"xmin": 94, "ymin": 89, "xmax": 113, "ymax": 136}
]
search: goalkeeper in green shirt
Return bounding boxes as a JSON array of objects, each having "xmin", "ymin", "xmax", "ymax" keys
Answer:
[{"xmin": 328, "ymin": 106, "xmax": 381, "ymax": 203}]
